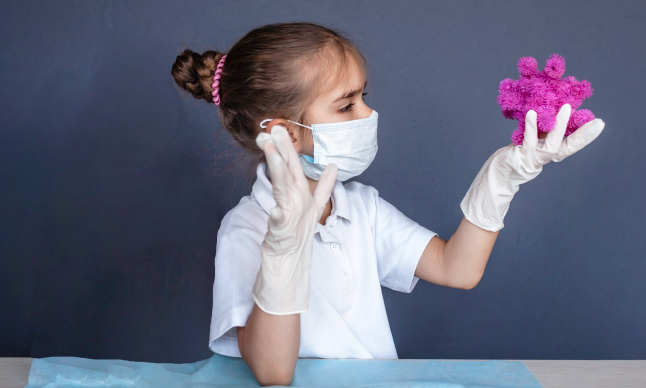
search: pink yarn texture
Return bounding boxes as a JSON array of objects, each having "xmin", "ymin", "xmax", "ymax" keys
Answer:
[{"xmin": 498, "ymin": 54, "xmax": 595, "ymax": 145}]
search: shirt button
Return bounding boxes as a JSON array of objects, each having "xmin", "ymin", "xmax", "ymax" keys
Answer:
[{"xmin": 330, "ymin": 242, "xmax": 340, "ymax": 252}]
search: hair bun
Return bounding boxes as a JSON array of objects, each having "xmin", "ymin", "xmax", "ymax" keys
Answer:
[{"xmin": 171, "ymin": 49, "xmax": 223, "ymax": 103}]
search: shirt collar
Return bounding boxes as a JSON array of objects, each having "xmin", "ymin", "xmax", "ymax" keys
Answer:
[{"xmin": 251, "ymin": 162, "xmax": 352, "ymax": 223}]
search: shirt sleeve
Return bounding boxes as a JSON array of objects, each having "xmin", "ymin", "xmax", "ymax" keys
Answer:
[
  {"xmin": 370, "ymin": 187, "xmax": 437, "ymax": 293},
  {"xmin": 208, "ymin": 204, "xmax": 267, "ymax": 357}
]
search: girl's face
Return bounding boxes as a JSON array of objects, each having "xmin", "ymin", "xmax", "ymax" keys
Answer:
[{"xmin": 297, "ymin": 55, "xmax": 373, "ymax": 157}]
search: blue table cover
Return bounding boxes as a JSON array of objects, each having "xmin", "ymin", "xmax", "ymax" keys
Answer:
[{"xmin": 25, "ymin": 352, "xmax": 543, "ymax": 387}]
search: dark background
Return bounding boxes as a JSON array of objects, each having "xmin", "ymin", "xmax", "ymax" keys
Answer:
[{"xmin": 2, "ymin": 0, "xmax": 645, "ymax": 363}]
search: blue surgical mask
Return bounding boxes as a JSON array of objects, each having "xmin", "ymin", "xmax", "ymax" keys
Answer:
[{"xmin": 260, "ymin": 110, "xmax": 378, "ymax": 181}]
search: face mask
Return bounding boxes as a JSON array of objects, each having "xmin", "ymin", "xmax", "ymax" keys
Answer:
[{"xmin": 259, "ymin": 110, "xmax": 378, "ymax": 181}]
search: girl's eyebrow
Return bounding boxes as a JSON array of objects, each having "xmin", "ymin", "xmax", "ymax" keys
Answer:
[{"xmin": 332, "ymin": 81, "xmax": 368, "ymax": 103}]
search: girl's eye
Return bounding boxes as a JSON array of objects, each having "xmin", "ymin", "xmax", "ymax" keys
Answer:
[
  {"xmin": 339, "ymin": 92, "xmax": 368, "ymax": 113},
  {"xmin": 339, "ymin": 103, "xmax": 354, "ymax": 113}
]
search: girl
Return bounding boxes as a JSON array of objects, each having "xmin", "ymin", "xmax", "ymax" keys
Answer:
[{"xmin": 171, "ymin": 22, "xmax": 604, "ymax": 386}]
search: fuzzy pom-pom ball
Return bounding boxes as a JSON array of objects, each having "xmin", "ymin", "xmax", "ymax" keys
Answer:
[{"xmin": 498, "ymin": 54, "xmax": 595, "ymax": 145}]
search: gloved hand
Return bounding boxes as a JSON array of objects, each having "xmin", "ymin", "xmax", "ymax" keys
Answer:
[
  {"xmin": 251, "ymin": 125, "xmax": 338, "ymax": 315},
  {"xmin": 460, "ymin": 103, "xmax": 606, "ymax": 232}
]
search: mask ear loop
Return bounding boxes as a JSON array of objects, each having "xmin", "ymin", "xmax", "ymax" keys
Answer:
[
  {"xmin": 259, "ymin": 119, "xmax": 314, "ymax": 130},
  {"xmin": 259, "ymin": 119, "xmax": 273, "ymax": 129},
  {"xmin": 287, "ymin": 120, "xmax": 313, "ymax": 130}
]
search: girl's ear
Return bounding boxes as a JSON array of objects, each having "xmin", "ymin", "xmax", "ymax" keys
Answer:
[{"xmin": 263, "ymin": 119, "xmax": 301, "ymax": 152}]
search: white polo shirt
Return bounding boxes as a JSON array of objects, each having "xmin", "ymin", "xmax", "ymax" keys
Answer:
[{"xmin": 209, "ymin": 162, "xmax": 437, "ymax": 359}]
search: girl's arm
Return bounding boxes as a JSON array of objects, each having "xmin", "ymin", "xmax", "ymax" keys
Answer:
[
  {"xmin": 415, "ymin": 216, "xmax": 498, "ymax": 290},
  {"xmin": 238, "ymin": 126, "xmax": 337, "ymax": 386},
  {"xmin": 237, "ymin": 304, "xmax": 300, "ymax": 386}
]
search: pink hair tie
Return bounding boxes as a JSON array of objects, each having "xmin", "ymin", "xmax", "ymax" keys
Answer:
[{"xmin": 212, "ymin": 54, "xmax": 227, "ymax": 106}]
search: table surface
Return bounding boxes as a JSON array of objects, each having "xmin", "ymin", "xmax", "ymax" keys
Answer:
[{"xmin": 2, "ymin": 358, "xmax": 645, "ymax": 388}]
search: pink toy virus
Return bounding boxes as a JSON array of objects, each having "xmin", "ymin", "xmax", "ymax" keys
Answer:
[{"xmin": 498, "ymin": 54, "xmax": 595, "ymax": 145}]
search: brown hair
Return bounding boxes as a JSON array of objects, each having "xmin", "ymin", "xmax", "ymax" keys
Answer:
[{"xmin": 171, "ymin": 22, "xmax": 368, "ymax": 183}]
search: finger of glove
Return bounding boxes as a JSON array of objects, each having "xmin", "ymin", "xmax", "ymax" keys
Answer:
[
  {"xmin": 552, "ymin": 118, "xmax": 605, "ymax": 162},
  {"xmin": 542, "ymin": 104, "xmax": 570, "ymax": 155},
  {"xmin": 271, "ymin": 125, "xmax": 308, "ymax": 190},
  {"xmin": 312, "ymin": 163, "xmax": 338, "ymax": 215},
  {"xmin": 255, "ymin": 131, "xmax": 272, "ymax": 151},
  {"xmin": 256, "ymin": 132, "xmax": 295, "ymax": 205},
  {"xmin": 522, "ymin": 110, "xmax": 538, "ymax": 150}
]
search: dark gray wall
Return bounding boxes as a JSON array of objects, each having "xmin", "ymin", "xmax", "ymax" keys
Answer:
[{"xmin": 1, "ymin": 0, "xmax": 644, "ymax": 362}]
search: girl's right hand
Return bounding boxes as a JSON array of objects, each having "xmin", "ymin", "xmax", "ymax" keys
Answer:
[
  {"xmin": 460, "ymin": 104, "xmax": 605, "ymax": 232},
  {"xmin": 251, "ymin": 125, "xmax": 337, "ymax": 315}
]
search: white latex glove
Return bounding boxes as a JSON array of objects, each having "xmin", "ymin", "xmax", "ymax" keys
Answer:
[
  {"xmin": 251, "ymin": 125, "xmax": 338, "ymax": 315},
  {"xmin": 460, "ymin": 104, "xmax": 605, "ymax": 232}
]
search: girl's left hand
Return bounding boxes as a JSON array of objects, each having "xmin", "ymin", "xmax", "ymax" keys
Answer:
[{"xmin": 460, "ymin": 104, "xmax": 605, "ymax": 232}]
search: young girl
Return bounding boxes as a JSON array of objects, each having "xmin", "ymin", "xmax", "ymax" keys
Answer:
[{"xmin": 171, "ymin": 22, "xmax": 604, "ymax": 386}]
